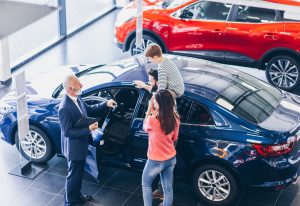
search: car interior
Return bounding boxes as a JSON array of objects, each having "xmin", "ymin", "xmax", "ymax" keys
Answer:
[
  {"xmin": 237, "ymin": 6, "xmax": 277, "ymax": 23},
  {"xmin": 136, "ymin": 87, "xmax": 214, "ymax": 126},
  {"xmin": 97, "ymin": 87, "xmax": 140, "ymax": 155},
  {"xmin": 182, "ymin": 2, "xmax": 230, "ymax": 21}
]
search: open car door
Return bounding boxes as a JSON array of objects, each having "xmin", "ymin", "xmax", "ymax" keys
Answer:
[{"xmin": 82, "ymin": 95, "xmax": 108, "ymax": 181}]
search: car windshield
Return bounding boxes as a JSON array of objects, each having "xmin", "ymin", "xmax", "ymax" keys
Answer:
[
  {"xmin": 54, "ymin": 58, "xmax": 140, "ymax": 98},
  {"xmin": 215, "ymin": 72, "xmax": 282, "ymax": 124},
  {"xmin": 162, "ymin": 0, "xmax": 187, "ymax": 8}
]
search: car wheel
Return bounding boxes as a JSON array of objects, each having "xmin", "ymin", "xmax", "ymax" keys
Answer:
[
  {"xmin": 266, "ymin": 55, "xmax": 300, "ymax": 91},
  {"xmin": 129, "ymin": 34, "xmax": 160, "ymax": 56},
  {"xmin": 193, "ymin": 164, "xmax": 239, "ymax": 206},
  {"xmin": 15, "ymin": 125, "xmax": 53, "ymax": 164}
]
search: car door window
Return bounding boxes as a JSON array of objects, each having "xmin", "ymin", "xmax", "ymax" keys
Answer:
[
  {"xmin": 137, "ymin": 92, "xmax": 152, "ymax": 118},
  {"xmin": 188, "ymin": 102, "xmax": 214, "ymax": 125},
  {"xmin": 236, "ymin": 6, "xmax": 276, "ymax": 23},
  {"xmin": 182, "ymin": 1, "xmax": 231, "ymax": 21},
  {"xmin": 137, "ymin": 94, "xmax": 192, "ymax": 123},
  {"xmin": 176, "ymin": 97, "xmax": 192, "ymax": 123}
]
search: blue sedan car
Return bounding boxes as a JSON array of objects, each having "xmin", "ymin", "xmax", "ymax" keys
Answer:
[{"xmin": 1, "ymin": 55, "xmax": 300, "ymax": 206}]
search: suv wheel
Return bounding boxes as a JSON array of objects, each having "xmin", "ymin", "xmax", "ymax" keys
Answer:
[
  {"xmin": 193, "ymin": 165, "xmax": 240, "ymax": 206},
  {"xmin": 129, "ymin": 34, "xmax": 160, "ymax": 55},
  {"xmin": 266, "ymin": 55, "xmax": 300, "ymax": 91},
  {"xmin": 15, "ymin": 125, "xmax": 53, "ymax": 163}
]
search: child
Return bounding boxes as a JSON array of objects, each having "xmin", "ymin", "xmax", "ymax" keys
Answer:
[
  {"xmin": 142, "ymin": 90, "xmax": 180, "ymax": 206},
  {"xmin": 144, "ymin": 43, "xmax": 184, "ymax": 98}
]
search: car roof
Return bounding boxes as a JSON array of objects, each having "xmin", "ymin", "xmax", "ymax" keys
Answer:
[{"xmin": 113, "ymin": 55, "xmax": 240, "ymax": 101}]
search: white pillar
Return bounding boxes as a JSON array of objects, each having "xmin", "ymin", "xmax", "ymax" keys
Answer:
[
  {"xmin": 136, "ymin": 0, "xmax": 143, "ymax": 49},
  {"xmin": 0, "ymin": 37, "xmax": 12, "ymax": 86}
]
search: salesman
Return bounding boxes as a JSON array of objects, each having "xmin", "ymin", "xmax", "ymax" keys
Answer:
[{"xmin": 58, "ymin": 74, "xmax": 116, "ymax": 206}]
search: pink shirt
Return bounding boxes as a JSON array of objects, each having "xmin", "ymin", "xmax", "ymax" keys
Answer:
[{"xmin": 143, "ymin": 116, "xmax": 180, "ymax": 161}]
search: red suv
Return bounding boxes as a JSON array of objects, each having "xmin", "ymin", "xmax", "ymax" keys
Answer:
[{"xmin": 114, "ymin": 0, "xmax": 300, "ymax": 91}]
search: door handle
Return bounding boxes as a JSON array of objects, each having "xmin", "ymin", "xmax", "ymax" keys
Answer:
[
  {"xmin": 211, "ymin": 29, "xmax": 226, "ymax": 35},
  {"xmin": 264, "ymin": 33, "xmax": 279, "ymax": 40}
]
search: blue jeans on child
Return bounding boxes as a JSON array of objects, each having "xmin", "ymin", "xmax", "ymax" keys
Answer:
[{"xmin": 142, "ymin": 156, "xmax": 176, "ymax": 206}]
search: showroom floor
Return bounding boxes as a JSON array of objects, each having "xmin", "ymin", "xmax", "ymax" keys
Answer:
[{"xmin": 0, "ymin": 8, "xmax": 300, "ymax": 206}]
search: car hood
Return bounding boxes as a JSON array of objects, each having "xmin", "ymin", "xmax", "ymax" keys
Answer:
[
  {"xmin": 0, "ymin": 65, "xmax": 89, "ymax": 104},
  {"xmin": 259, "ymin": 92, "xmax": 300, "ymax": 135}
]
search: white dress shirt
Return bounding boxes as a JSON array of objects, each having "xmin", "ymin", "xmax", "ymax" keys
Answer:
[{"xmin": 67, "ymin": 94, "xmax": 82, "ymax": 114}]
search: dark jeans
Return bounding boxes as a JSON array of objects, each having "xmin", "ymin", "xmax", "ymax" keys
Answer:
[{"xmin": 65, "ymin": 159, "xmax": 85, "ymax": 206}]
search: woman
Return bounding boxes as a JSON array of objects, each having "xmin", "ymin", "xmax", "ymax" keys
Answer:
[{"xmin": 142, "ymin": 90, "xmax": 180, "ymax": 206}]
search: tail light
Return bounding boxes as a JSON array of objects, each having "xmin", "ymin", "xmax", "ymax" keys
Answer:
[{"xmin": 253, "ymin": 135, "xmax": 298, "ymax": 157}]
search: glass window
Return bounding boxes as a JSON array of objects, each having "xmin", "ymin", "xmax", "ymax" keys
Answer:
[
  {"xmin": 236, "ymin": 6, "xmax": 276, "ymax": 23},
  {"xmin": 137, "ymin": 92, "xmax": 152, "ymax": 118},
  {"xmin": 189, "ymin": 102, "xmax": 214, "ymax": 125},
  {"xmin": 137, "ymin": 95, "xmax": 192, "ymax": 123},
  {"xmin": 6, "ymin": 0, "xmax": 59, "ymax": 66},
  {"xmin": 215, "ymin": 73, "xmax": 282, "ymax": 124},
  {"xmin": 3, "ymin": 0, "xmax": 115, "ymax": 70},
  {"xmin": 66, "ymin": 0, "xmax": 114, "ymax": 32},
  {"xmin": 176, "ymin": 97, "xmax": 192, "ymax": 123},
  {"xmin": 182, "ymin": 1, "xmax": 231, "ymax": 21}
]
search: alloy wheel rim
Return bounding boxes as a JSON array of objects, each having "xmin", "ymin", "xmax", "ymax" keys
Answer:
[
  {"xmin": 198, "ymin": 170, "xmax": 231, "ymax": 202},
  {"xmin": 131, "ymin": 38, "xmax": 155, "ymax": 55},
  {"xmin": 20, "ymin": 130, "xmax": 47, "ymax": 159},
  {"xmin": 269, "ymin": 59, "xmax": 299, "ymax": 89}
]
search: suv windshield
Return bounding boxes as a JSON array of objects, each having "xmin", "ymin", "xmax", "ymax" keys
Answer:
[
  {"xmin": 215, "ymin": 73, "xmax": 282, "ymax": 124},
  {"xmin": 162, "ymin": 0, "xmax": 187, "ymax": 8}
]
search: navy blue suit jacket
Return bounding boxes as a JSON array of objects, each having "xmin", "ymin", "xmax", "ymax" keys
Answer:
[{"xmin": 58, "ymin": 95, "xmax": 107, "ymax": 161}]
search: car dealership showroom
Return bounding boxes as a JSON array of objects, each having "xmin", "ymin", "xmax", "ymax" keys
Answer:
[{"xmin": 1, "ymin": 0, "xmax": 300, "ymax": 206}]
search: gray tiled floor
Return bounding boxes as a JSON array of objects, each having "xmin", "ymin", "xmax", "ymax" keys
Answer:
[
  {"xmin": 1, "ymin": 136, "xmax": 300, "ymax": 206},
  {"xmin": 1, "ymin": 7, "xmax": 300, "ymax": 206}
]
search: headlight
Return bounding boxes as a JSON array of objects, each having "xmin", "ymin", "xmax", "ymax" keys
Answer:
[
  {"xmin": 0, "ymin": 103, "xmax": 15, "ymax": 123},
  {"xmin": 115, "ymin": 8, "xmax": 135, "ymax": 27}
]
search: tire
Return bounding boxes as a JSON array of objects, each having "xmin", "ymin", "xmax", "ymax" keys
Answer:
[
  {"xmin": 15, "ymin": 125, "xmax": 54, "ymax": 164},
  {"xmin": 193, "ymin": 164, "xmax": 240, "ymax": 206},
  {"xmin": 265, "ymin": 55, "xmax": 300, "ymax": 91},
  {"xmin": 129, "ymin": 34, "xmax": 162, "ymax": 56}
]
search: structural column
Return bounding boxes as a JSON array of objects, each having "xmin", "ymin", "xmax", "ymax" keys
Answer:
[{"xmin": 0, "ymin": 37, "xmax": 12, "ymax": 86}]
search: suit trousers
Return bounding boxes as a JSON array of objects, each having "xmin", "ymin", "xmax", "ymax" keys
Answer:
[{"xmin": 65, "ymin": 159, "xmax": 85, "ymax": 205}]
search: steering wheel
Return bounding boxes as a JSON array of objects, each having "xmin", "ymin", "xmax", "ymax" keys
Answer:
[{"xmin": 98, "ymin": 90, "xmax": 114, "ymax": 100}]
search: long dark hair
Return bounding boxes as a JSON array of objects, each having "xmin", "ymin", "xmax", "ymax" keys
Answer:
[{"xmin": 154, "ymin": 90, "xmax": 180, "ymax": 135}]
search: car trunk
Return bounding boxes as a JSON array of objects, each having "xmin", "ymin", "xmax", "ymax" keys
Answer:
[
  {"xmin": 259, "ymin": 92, "xmax": 300, "ymax": 134},
  {"xmin": 258, "ymin": 92, "xmax": 300, "ymax": 160}
]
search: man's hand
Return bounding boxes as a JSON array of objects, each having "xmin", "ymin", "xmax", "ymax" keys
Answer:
[
  {"xmin": 107, "ymin": 99, "xmax": 117, "ymax": 108},
  {"xmin": 89, "ymin": 122, "xmax": 98, "ymax": 131},
  {"xmin": 133, "ymin": 80, "xmax": 146, "ymax": 89}
]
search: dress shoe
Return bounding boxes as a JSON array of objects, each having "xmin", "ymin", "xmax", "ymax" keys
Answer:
[{"xmin": 79, "ymin": 195, "xmax": 93, "ymax": 203}]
